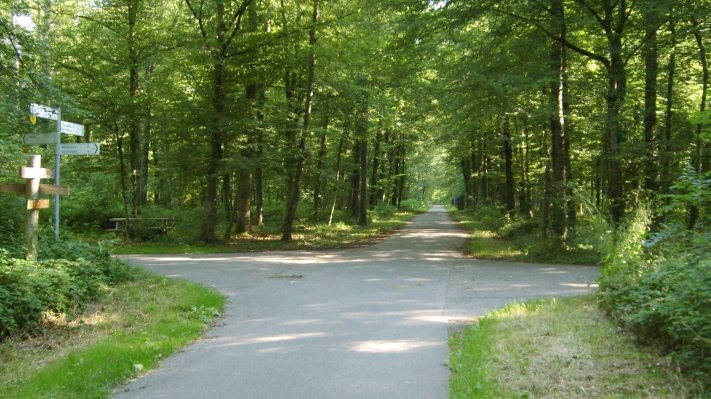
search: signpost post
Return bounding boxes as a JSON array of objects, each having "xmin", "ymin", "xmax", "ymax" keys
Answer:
[
  {"xmin": 27, "ymin": 103, "xmax": 99, "ymax": 241},
  {"xmin": 0, "ymin": 155, "xmax": 70, "ymax": 260}
]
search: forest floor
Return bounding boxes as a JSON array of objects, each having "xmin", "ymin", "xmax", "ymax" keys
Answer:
[{"xmin": 112, "ymin": 205, "xmax": 598, "ymax": 398}]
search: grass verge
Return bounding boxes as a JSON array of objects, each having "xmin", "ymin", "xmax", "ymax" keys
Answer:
[
  {"xmin": 450, "ymin": 208, "xmax": 600, "ymax": 265},
  {"xmin": 450, "ymin": 296, "xmax": 700, "ymax": 398},
  {"xmin": 0, "ymin": 267, "xmax": 225, "ymax": 399},
  {"xmin": 112, "ymin": 211, "xmax": 416, "ymax": 254}
]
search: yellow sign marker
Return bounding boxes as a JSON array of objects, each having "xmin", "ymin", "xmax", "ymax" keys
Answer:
[{"xmin": 29, "ymin": 115, "xmax": 37, "ymax": 125}]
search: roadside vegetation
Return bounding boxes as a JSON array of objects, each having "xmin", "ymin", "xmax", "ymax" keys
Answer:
[
  {"xmin": 111, "ymin": 203, "xmax": 424, "ymax": 254},
  {"xmin": 449, "ymin": 169, "xmax": 710, "ymax": 397},
  {"xmin": 450, "ymin": 205, "xmax": 603, "ymax": 265},
  {"xmin": 0, "ymin": 239, "xmax": 225, "ymax": 398},
  {"xmin": 0, "ymin": 203, "xmax": 424, "ymax": 397},
  {"xmin": 450, "ymin": 296, "xmax": 699, "ymax": 399}
]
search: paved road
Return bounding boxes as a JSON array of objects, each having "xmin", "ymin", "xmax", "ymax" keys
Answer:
[{"xmin": 114, "ymin": 206, "xmax": 598, "ymax": 399}]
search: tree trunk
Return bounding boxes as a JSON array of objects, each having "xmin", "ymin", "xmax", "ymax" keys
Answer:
[
  {"xmin": 128, "ymin": 0, "xmax": 141, "ymax": 217},
  {"xmin": 661, "ymin": 17, "xmax": 676, "ymax": 196},
  {"xmin": 502, "ymin": 118, "xmax": 515, "ymax": 217},
  {"xmin": 689, "ymin": 17, "xmax": 708, "ymax": 229},
  {"xmin": 369, "ymin": 129, "xmax": 381, "ymax": 208},
  {"xmin": 200, "ymin": 56, "xmax": 226, "ymax": 242},
  {"xmin": 313, "ymin": 117, "xmax": 328, "ymax": 220},
  {"xmin": 328, "ymin": 130, "xmax": 348, "ymax": 225},
  {"xmin": 549, "ymin": 0, "xmax": 569, "ymax": 239},
  {"xmin": 643, "ymin": 1, "xmax": 659, "ymax": 192},
  {"xmin": 235, "ymin": 168, "xmax": 252, "ymax": 234},
  {"xmin": 282, "ymin": 0, "xmax": 318, "ymax": 242},
  {"xmin": 603, "ymin": 2, "xmax": 627, "ymax": 224}
]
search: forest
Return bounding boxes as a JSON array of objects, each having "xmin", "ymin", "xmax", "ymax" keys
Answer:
[
  {"xmin": 0, "ymin": 0, "xmax": 708, "ymax": 243},
  {"xmin": 1, "ymin": 0, "xmax": 710, "ymax": 392}
]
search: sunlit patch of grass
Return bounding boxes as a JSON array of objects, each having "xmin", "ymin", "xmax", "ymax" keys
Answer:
[
  {"xmin": 451, "ymin": 209, "xmax": 600, "ymax": 265},
  {"xmin": 0, "ymin": 269, "xmax": 225, "ymax": 399},
  {"xmin": 450, "ymin": 296, "xmax": 696, "ymax": 398},
  {"xmin": 112, "ymin": 212, "xmax": 415, "ymax": 255}
]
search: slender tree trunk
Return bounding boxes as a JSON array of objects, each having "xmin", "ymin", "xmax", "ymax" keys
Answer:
[
  {"xmin": 128, "ymin": 0, "xmax": 141, "ymax": 217},
  {"xmin": 200, "ymin": 57, "xmax": 226, "ymax": 242},
  {"xmin": 223, "ymin": 172, "xmax": 234, "ymax": 238},
  {"xmin": 502, "ymin": 118, "xmax": 516, "ymax": 217},
  {"xmin": 461, "ymin": 157, "xmax": 472, "ymax": 208},
  {"xmin": 313, "ymin": 117, "xmax": 328, "ymax": 220},
  {"xmin": 282, "ymin": 0, "xmax": 318, "ymax": 242},
  {"xmin": 115, "ymin": 124, "xmax": 131, "ymax": 241},
  {"xmin": 549, "ymin": 0, "xmax": 570, "ymax": 239},
  {"xmin": 689, "ymin": 17, "xmax": 708, "ymax": 229},
  {"xmin": 643, "ymin": 1, "xmax": 659, "ymax": 192},
  {"xmin": 235, "ymin": 168, "xmax": 252, "ymax": 234},
  {"xmin": 603, "ymin": 1, "xmax": 627, "ymax": 224},
  {"xmin": 518, "ymin": 127, "xmax": 531, "ymax": 216},
  {"xmin": 328, "ymin": 130, "xmax": 347, "ymax": 225},
  {"xmin": 661, "ymin": 17, "xmax": 676, "ymax": 196},
  {"xmin": 370, "ymin": 129, "xmax": 381, "ymax": 208}
]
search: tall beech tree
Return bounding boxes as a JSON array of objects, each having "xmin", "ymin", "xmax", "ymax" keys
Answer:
[{"xmin": 184, "ymin": 0, "xmax": 252, "ymax": 242}]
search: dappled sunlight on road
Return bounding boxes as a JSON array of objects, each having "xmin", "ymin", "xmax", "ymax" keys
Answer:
[
  {"xmin": 114, "ymin": 205, "xmax": 600, "ymax": 399},
  {"xmin": 217, "ymin": 332, "xmax": 328, "ymax": 347},
  {"xmin": 350, "ymin": 340, "xmax": 442, "ymax": 354}
]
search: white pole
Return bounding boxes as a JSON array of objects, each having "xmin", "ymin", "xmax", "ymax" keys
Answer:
[{"xmin": 54, "ymin": 107, "xmax": 61, "ymax": 241}]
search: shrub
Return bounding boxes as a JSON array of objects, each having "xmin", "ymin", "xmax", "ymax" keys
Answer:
[
  {"xmin": 599, "ymin": 171, "xmax": 711, "ymax": 390},
  {"xmin": 0, "ymin": 240, "xmax": 137, "ymax": 337}
]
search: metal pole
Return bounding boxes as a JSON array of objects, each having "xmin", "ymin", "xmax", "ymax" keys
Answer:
[{"xmin": 54, "ymin": 107, "xmax": 61, "ymax": 241}]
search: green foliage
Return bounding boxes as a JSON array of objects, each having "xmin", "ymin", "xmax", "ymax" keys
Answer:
[
  {"xmin": 452, "ymin": 206, "xmax": 602, "ymax": 265},
  {"xmin": 450, "ymin": 296, "xmax": 696, "ymax": 398},
  {"xmin": 0, "ymin": 241, "xmax": 136, "ymax": 338},
  {"xmin": 599, "ymin": 172, "xmax": 711, "ymax": 390},
  {"xmin": 398, "ymin": 198, "xmax": 430, "ymax": 213},
  {"xmin": 0, "ymin": 272, "xmax": 225, "ymax": 399}
]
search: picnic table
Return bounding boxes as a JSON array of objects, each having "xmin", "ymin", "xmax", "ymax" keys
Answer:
[{"xmin": 108, "ymin": 217, "xmax": 174, "ymax": 234}]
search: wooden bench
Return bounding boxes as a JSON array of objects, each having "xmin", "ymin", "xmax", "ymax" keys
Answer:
[{"xmin": 108, "ymin": 217, "xmax": 174, "ymax": 234}]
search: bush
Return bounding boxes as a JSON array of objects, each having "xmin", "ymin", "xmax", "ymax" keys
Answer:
[
  {"xmin": 0, "ymin": 240, "xmax": 136, "ymax": 337},
  {"xmin": 599, "ymin": 171, "xmax": 711, "ymax": 390}
]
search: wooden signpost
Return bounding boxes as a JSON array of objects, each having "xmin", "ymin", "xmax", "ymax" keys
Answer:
[
  {"xmin": 1, "ymin": 155, "xmax": 70, "ymax": 260},
  {"xmin": 26, "ymin": 103, "xmax": 99, "ymax": 240}
]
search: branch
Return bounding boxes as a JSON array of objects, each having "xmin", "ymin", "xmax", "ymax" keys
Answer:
[
  {"xmin": 77, "ymin": 15, "xmax": 120, "ymax": 35},
  {"xmin": 493, "ymin": 7, "xmax": 611, "ymax": 68},
  {"xmin": 224, "ymin": 0, "xmax": 253, "ymax": 51},
  {"xmin": 185, "ymin": 0, "xmax": 209, "ymax": 40},
  {"xmin": 573, "ymin": 0, "xmax": 607, "ymax": 30}
]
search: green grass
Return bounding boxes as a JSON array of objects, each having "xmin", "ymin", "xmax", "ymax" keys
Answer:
[
  {"xmin": 450, "ymin": 296, "xmax": 699, "ymax": 399},
  {"xmin": 0, "ymin": 268, "xmax": 225, "ymax": 398},
  {"xmin": 450, "ymin": 208, "xmax": 601, "ymax": 265},
  {"xmin": 112, "ymin": 211, "xmax": 415, "ymax": 255}
]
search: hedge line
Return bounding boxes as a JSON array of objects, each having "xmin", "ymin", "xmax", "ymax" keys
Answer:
[
  {"xmin": 599, "ymin": 197, "xmax": 711, "ymax": 391},
  {"xmin": 0, "ymin": 242, "xmax": 134, "ymax": 337}
]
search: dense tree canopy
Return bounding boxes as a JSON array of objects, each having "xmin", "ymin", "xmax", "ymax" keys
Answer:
[{"xmin": 1, "ymin": 0, "xmax": 708, "ymax": 245}]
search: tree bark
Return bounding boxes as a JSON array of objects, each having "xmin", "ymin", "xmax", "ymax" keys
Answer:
[
  {"xmin": 282, "ymin": 0, "xmax": 318, "ymax": 242},
  {"xmin": 689, "ymin": 16, "xmax": 708, "ymax": 229},
  {"xmin": 128, "ymin": 0, "xmax": 141, "ymax": 217},
  {"xmin": 549, "ymin": 0, "xmax": 569, "ymax": 239},
  {"xmin": 642, "ymin": 1, "xmax": 659, "ymax": 192},
  {"xmin": 661, "ymin": 17, "xmax": 676, "ymax": 196},
  {"xmin": 502, "ymin": 118, "xmax": 516, "ymax": 217},
  {"xmin": 185, "ymin": 0, "xmax": 253, "ymax": 242},
  {"xmin": 313, "ymin": 117, "xmax": 328, "ymax": 220}
]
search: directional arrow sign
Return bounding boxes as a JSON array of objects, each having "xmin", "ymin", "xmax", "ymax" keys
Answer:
[
  {"xmin": 29, "ymin": 103, "xmax": 59, "ymax": 121},
  {"xmin": 59, "ymin": 143, "xmax": 100, "ymax": 156},
  {"xmin": 22, "ymin": 133, "xmax": 56, "ymax": 145},
  {"xmin": 60, "ymin": 121, "xmax": 84, "ymax": 136}
]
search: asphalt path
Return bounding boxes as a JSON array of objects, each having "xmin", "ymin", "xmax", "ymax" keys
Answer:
[{"xmin": 114, "ymin": 205, "xmax": 599, "ymax": 399}]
